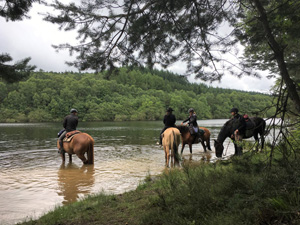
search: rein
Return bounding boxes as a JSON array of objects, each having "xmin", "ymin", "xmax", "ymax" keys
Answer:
[{"xmin": 223, "ymin": 140, "xmax": 231, "ymax": 156}]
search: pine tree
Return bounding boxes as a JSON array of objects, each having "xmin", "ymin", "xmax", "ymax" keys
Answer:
[{"xmin": 0, "ymin": 0, "xmax": 40, "ymax": 82}]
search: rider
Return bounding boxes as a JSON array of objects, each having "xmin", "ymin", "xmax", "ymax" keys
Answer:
[
  {"xmin": 230, "ymin": 107, "xmax": 246, "ymax": 155},
  {"xmin": 230, "ymin": 107, "xmax": 246, "ymax": 139},
  {"xmin": 58, "ymin": 108, "xmax": 79, "ymax": 154},
  {"xmin": 158, "ymin": 107, "xmax": 177, "ymax": 145},
  {"xmin": 181, "ymin": 108, "xmax": 201, "ymax": 142}
]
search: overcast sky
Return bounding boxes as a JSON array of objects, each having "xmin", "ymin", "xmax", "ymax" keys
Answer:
[{"xmin": 0, "ymin": 2, "xmax": 277, "ymax": 93}]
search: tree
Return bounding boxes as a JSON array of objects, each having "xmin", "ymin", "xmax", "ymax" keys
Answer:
[
  {"xmin": 0, "ymin": 54, "xmax": 36, "ymax": 83},
  {"xmin": 44, "ymin": 0, "xmax": 237, "ymax": 78},
  {"xmin": 234, "ymin": 0, "xmax": 300, "ymax": 113},
  {"xmin": 45, "ymin": 0, "xmax": 300, "ymax": 113},
  {"xmin": 0, "ymin": 0, "xmax": 40, "ymax": 82},
  {"xmin": 0, "ymin": 0, "xmax": 42, "ymax": 21}
]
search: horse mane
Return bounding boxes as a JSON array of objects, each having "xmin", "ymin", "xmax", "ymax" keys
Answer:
[
  {"xmin": 217, "ymin": 119, "xmax": 233, "ymax": 142},
  {"xmin": 177, "ymin": 125, "xmax": 189, "ymax": 133}
]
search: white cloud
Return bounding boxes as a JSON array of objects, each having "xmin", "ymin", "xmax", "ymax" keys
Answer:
[{"xmin": 0, "ymin": 3, "xmax": 77, "ymax": 72}]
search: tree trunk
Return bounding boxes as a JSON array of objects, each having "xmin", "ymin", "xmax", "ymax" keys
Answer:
[{"xmin": 252, "ymin": 0, "xmax": 300, "ymax": 113}]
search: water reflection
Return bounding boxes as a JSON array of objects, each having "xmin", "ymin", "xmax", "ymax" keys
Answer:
[
  {"xmin": 57, "ymin": 163, "xmax": 95, "ymax": 205},
  {"xmin": 182, "ymin": 151, "xmax": 212, "ymax": 164}
]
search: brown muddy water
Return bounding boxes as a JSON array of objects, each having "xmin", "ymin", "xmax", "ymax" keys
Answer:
[{"xmin": 0, "ymin": 120, "xmax": 237, "ymax": 224}]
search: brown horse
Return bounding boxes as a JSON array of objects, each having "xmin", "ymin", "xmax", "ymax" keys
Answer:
[
  {"xmin": 162, "ymin": 128, "xmax": 181, "ymax": 167},
  {"xmin": 177, "ymin": 125, "xmax": 211, "ymax": 154},
  {"xmin": 57, "ymin": 132, "xmax": 94, "ymax": 164}
]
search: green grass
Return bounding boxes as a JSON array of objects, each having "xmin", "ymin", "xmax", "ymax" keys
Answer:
[{"xmin": 20, "ymin": 150, "xmax": 300, "ymax": 225}]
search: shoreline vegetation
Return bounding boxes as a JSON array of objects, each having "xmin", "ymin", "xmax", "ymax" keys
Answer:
[
  {"xmin": 19, "ymin": 148, "xmax": 300, "ymax": 225},
  {"xmin": 0, "ymin": 67, "xmax": 275, "ymax": 123}
]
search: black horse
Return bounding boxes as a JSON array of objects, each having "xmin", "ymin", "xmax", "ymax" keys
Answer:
[{"xmin": 214, "ymin": 117, "xmax": 266, "ymax": 157}]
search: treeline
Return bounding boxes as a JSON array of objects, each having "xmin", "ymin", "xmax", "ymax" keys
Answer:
[{"xmin": 0, "ymin": 67, "xmax": 275, "ymax": 122}]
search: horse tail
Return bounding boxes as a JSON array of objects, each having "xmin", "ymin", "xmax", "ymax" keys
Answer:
[
  {"xmin": 87, "ymin": 136, "xmax": 94, "ymax": 164},
  {"xmin": 172, "ymin": 130, "xmax": 179, "ymax": 163}
]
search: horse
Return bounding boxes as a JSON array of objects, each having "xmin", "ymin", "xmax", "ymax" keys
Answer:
[
  {"xmin": 177, "ymin": 125, "xmax": 211, "ymax": 154},
  {"xmin": 214, "ymin": 117, "xmax": 266, "ymax": 158},
  {"xmin": 162, "ymin": 127, "xmax": 181, "ymax": 167},
  {"xmin": 57, "ymin": 132, "xmax": 94, "ymax": 164}
]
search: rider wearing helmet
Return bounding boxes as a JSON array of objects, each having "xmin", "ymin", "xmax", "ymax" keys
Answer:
[
  {"xmin": 230, "ymin": 107, "xmax": 246, "ymax": 136},
  {"xmin": 58, "ymin": 108, "xmax": 79, "ymax": 154},
  {"xmin": 230, "ymin": 107, "xmax": 246, "ymax": 155},
  {"xmin": 158, "ymin": 107, "xmax": 177, "ymax": 145},
  {"xmin": 181, "ymin": 108, "xmax": 200, "ymax": 139}
]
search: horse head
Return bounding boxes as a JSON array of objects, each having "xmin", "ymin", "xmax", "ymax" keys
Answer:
[
  {"xmin": 176, "ymin": 124, "xmax": 188, "ymax": 133},
  {"xmin": 214, "ymin": 139, "xmax": 224, "ymax": 158}
]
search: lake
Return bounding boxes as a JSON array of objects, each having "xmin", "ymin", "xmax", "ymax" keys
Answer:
[{"xmin": 0, "ymin": 119, "xmax": 238, "ymax": 224}]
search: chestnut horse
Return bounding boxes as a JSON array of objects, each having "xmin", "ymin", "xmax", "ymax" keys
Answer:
[
  {"xmin": 57, "ymin": 132, "xmax": 94, "ymax": 164},
  {"xmin": 214, "ymin": 117, "xmax": 265, "ymax": 157},
  {"xmin": 162, "ymin": 128, "xmax": 181, "ymax": 167},
  {"xmin": 177, "ymin": 125, "xmax": 211, "ymax": 154}
]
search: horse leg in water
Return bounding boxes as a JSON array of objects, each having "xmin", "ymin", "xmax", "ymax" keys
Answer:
[
  {"xmin": 206, "ymin": 140, "xmax": 212, "ymax": 151},
  {"xmin": 61, "ymin": 152, "xmax": 65, "ymax": 163},
  {"xmin": 76, "ymin": 153, "xmax": 88, "ymax": 164},
  {"xmin": 73, "ymin": 143, "xmax": 89, "ymax": 164},
  {"xmin": 261, "ymin": 133, "xmax": 265, "ymax": 151},
  {"xmin": 61, "ymin": 151, "xmax": 73, "ymax": 163},
  {"xmin": 164, "ymin": 145, "xmax": 171, "ymax": 167},
  {"xmin": 253, "ymin": 133, "xmax": 259, "ymax": 152},
  {"xmin": 188, "ymin": 143, "xmax": 193, "ymax": 154},
  {"xmin": 200, "ymin": 139, "xmax": 207, "ymax": 152},
  {"xmin": 181, "ymin": 143, "xmax": 186, "ymax": 155}
]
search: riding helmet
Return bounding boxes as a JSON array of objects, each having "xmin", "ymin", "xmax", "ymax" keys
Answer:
[
  {"xmin": 230, "ymin": 107, "xmax": 238, "ymax": 113},
  {"xmin": 70, "ymin": 108, "xmax": 78, "ymax": 113},
  {"xmin": 188, "ymin": 108, "xmax": 194, "ymax": 113}
]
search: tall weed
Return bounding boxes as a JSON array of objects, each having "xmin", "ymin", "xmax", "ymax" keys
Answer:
[{"xmin": 143, "ymin": 152, "xmax": 300, "ymax": 225}]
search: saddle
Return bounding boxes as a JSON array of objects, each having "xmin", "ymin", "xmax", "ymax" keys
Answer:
[
  {"xmin": 63, "ymin": 130, "xmax": 81, "ymax": 142},
  {"xmin": 245, "ymin": 119, "xmax": 255, "ymax": 137},
  {"xmin": 245, "ymin": 118, "xmax": 255, "ymax": 130},
  {"xmin": 191, "ymin": 127, "xmax": 205, "ymax": 144}
]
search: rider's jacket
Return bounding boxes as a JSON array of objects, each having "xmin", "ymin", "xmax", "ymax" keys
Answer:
[
  {"xmin": 183, "ymin": 113, "xmax": 198, "ymax": 127},
  {"xmin": 63, "ymin": 113, "xmax": 78, "ymax": 132},
  {"xmin": 233, "ymin": 113, "xmax": 246, "ymax": 135},
  {"xmin": 163, "ymin": 114, "xmax": 176, "ymax": 127}
]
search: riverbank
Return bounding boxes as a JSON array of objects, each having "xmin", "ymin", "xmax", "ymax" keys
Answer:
[{"xmin": 19, "ymin": 150, "xmax": 300, "ymax": 225}]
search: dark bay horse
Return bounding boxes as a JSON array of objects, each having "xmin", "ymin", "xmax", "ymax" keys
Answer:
[
  {"xmin": 214, "ymin": 117, "xmax": 266, "ymax": 157},
  {"xmin": 177, "ymin": 125, "xmax": 211, "ymax": 154},
  {"xmin": 162, "ymin": 128, "xmax": 181, "ymax": 167},
  {"xmin": 57, "ymin": 132, "xmax": 94, "ymax": 164}
]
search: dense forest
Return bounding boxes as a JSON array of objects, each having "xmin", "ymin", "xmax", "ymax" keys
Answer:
[{"xmin": 0, "ymin": 67, "xmax": 275, "ymax": 122}]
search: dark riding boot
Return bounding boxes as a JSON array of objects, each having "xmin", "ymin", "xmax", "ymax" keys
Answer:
[
  {"xmin": 58, "ymin": 140, "xmax": 64, "ymax": 154},
  {"xmin": 198, "ymin": 136, "xmax": 202, "ymax": 143}
]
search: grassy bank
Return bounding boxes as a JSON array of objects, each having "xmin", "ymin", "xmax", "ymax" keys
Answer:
[{"xmin": 20, "ymin": 151, "xmax": 300, "ymax": 225}]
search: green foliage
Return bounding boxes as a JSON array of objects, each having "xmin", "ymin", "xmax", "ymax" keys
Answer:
[
  {"xmin": 237, "ymin": 0, "xmax": 300, "ymax": 78},
  {"xmin": 0, "ymin": 0, "xmax": 40, "ymax": 21},
  {"xmin": 142, "ymin": 153, "xmax": 300, "ymax": 225},
  {"xmin": 0, "ymin": 53, "xmax": 35, "ymax": 83},
  {"xmin": 0, "ymin": 68, "xmax": 275, "ymax": 122}
]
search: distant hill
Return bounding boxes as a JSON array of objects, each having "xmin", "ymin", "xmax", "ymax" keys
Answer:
[{"xmin": 0, "ymin": 67, "xmax": 275, "ymax": 122}]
